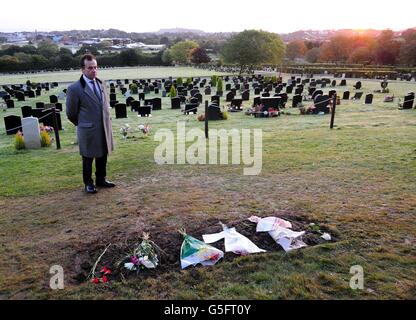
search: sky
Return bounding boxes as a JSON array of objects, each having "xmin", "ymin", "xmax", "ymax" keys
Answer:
[{"xmin": 1, "ymin": 0, "xmax": 414, "ymax": 34}]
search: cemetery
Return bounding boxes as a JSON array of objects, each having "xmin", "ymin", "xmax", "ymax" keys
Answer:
[{"xmin": 0, "ymin": 67, "xmax": 415, "ymax": 300}]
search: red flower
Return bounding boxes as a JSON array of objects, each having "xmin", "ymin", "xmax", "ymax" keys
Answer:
[
  {"xmin": 100, "ymin": 267, "xmax": 111, "ymax": 274},
  {"xmin": 91, "ymin": 278, "xmax": 100, "ymax": 284},
  {"xmin": 102, "ymin": 276, "xmax": 109, "ymax": 283}
]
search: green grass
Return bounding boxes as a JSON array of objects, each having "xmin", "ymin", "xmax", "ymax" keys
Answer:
[
  {"xmin": 0, "ymin": 72, "xmax": 415, "ymax": 299},
  {"xmin": 0, "ymin": 66, "xmax": 229, "ymax": 85}
]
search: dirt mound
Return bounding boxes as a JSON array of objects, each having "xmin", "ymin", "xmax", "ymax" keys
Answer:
[{"xmin": 70, "ymin": 214, "xmax": 337, "ymax": 284}]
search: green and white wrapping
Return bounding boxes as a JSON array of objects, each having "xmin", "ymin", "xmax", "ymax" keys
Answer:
[{"xmin": 180, "ymin": 234, "xmax": 224, "ymax": 269}]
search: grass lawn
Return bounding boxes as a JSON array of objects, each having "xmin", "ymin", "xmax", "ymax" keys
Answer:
[
  {"xmin": 0, "ymin": 66, "xmax": 229, "ymax": 85},
  {"xmin": 0, "ymin": 70, "xmax": 415, "ymax": 299}
]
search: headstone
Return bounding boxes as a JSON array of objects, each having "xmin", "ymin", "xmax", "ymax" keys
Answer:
[
  {"xmin": 4, "ymin": 115, "xmax": 22, "ymax": 135},
  {"xmin": 115, "ymin": 103, "xmax": 127, "ymax": 118},
  {"xmin": 49, "ymin": 95, "xmax": 58, "ymax": 103},
  {"xmin": 401, "ymin": 93, "xmax": 414, "ymax": 109},
  {"xmin": 331, "ymin": 80, "xmax": 336, "ymax": 87},
  {"xmin": 138, "ymin": 106, "xmax": 151, "ymax": 117},
  {"xmin": 312, "ymin": 90, "xmax": 323, "ymax": 100},
  {"xmin": 21, "ymin": 106, "xmax": 33, "ymax": 118},
  {"xmin": 204, "ymin": 87, "xmax": 211, "ymax": 95},
  {"xmin": 194, "ymin": 93, "xmax": 203, "ymax": 104},
  {"xmin": 152, "ymin": 98, "xmax": 162, "ymax": 110},
  {"xmin": 28, "ymin": 90, "xmax": 35, "ymax": 98},
  {"xmin": 184, "ymin": 103, "xmax": 198, "ymax": 114},
  {"xmin": 231, "ymin": 98, "xmax": 243, "ymax": 110},
  {"xmin": 154, "ymin": 88, "xmax": 159, "ymax": 94},
  {"xmin": 364, "ymin": 94, "xmax": 373, "ymax": 104},
  {"xmin": 328, "ymin": 90, "xmax": 336, "ymax": 98},
  {"xmin": 36, "ymin": 102, "xmax": 45, "ymax": 109},
  {"xmin": 342, "ymin": 91, "xmax": 350, "ymax": 100},
  {"xmin": 139, "ymin": 93, "xmax": 145, "ymax": 101},
  {"xmin": 254, "ymin": 88, "xmax": 261, "ymax": 95},
  {"xmin": 22, "ymin": 117, "xmax": 41, "ymax": 149},
  {"xmin": 292, "ymin": 95, "xmax": 303, "ymax": 108},
  {"xmin": 314, "ymin": 95, "xmax": 330, "ymax": 113},
  {"xmin": 171, "ymin": 97, "xmax": 181, "ymax": 109},
  {"xmin": 211, "ymin": 95, "xmax": 220, "ymax": 105},
  {"xmin": 110, "ymin": 93, "xmax": 117, "ymax": 101},
  {"xmin": 353, "ymin": 81, "xmax": 362, "ymax": 90},
  {"xmin": 6, "ymin": 99, "xmax": 14, "ymax": 108},
  {"xmin": 110, "ymin": 100, "xmax": 118, "ymax": 107},
  {"xmin": 52, "ymin": 102, "xmax": 62, "ymax": 111},
  {"xmin": 126, "ymin": 96, "xmax": 135, "ymax": 106},
  {"xmin": 15, "ymin": 91, "xmax": 25, "ymax": 101},
  {"xmin": 130, "ymin": 100, "xmax": 140, "ymax": 112},
  {"xmin": 286, "ymin": 86, "xmax": 293, "ymax": 94},
  {"xmin": 340, "ymin": 79, "xmax": 347, "ymax": 86},
  {"xmin": 207, "ymin": 104, "xmax": 222, "ymax": 120},
  {"xmin": 242, "ymin": 90, "xmax": 250, "ymax": 101},
  {"xmin": 226, "ymin": 91, "xmax": 235, "ymax": 102}
]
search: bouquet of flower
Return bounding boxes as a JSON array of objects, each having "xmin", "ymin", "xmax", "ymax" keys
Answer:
[
  {"xmin": 120, "ymin": 124, "xmax": 131, "ymax": 139},
  {"xmin": 88, "ymin": 243, "xmax": 113, "ymax": 284},
  {"xmin": 138, "ymin": 124, "xmax": 150, "ymax": 137},
  {"xmin": 120, "ymin": 233, "xmax": 160, "ymax": 273}
]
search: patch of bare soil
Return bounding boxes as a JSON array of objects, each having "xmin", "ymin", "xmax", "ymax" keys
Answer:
[{"xmin": 70, "ymin": 212, "xmax": 337, "ymax": 285}]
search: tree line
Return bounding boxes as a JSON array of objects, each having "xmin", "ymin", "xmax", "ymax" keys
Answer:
[
  {"xmin": 0, "ymin": 41, "xmax": 169, "ymax": 72},
  {"xmin": 285, "ymin": 29, "xmax": 416, "ymax": 66},
  {"xmin": 1, "ymin": 28, "xmax": 415, "ymax": 73}
]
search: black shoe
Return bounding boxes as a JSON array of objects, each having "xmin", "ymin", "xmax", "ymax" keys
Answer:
[
  {"xmin": 96, "ymin": 180, "xmax": 115, "ymax": 188},
  {"xmin": 85, "ymin": 183, "xmax": 97, "ymax": 194}
]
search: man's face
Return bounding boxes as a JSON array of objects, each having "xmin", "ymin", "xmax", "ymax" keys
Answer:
[{"xmin": 82, "ymin": 59, "xmax": 98, "ymax": 80}]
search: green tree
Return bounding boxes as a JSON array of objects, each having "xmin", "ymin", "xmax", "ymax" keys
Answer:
[
  {"xmin": 169, "ymin": 85, "xmax": 177, "ymax": 97},
  {"xmin": 161, "ymin": 49, "xmax": 172, "ymax": 65},
  {"xmin": 75, "ymin": 44, "xmax": 100, "ymax": 56},
  {"xmin": 216, "ymin": 77, "xmax": 223, "ymax": 94},
  {"xmin": 119, "ymin": 49, "xmax": 139, "ymax": 66},
  {"xmin": 37, "ymin": 41, "xmax": 59, "ymax": 58},
  {"xmin": 169, "ymin": 40, "xmax": 198, "ymax": 64},
  {"xmin": 221, "ymin": 30, "xmax": 285, "ymax": 74}
]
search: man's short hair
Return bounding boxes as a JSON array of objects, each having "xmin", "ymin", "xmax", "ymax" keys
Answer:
[{"xmin": 80, "ymin": 54, "xmax": 96, "ymax": 68}]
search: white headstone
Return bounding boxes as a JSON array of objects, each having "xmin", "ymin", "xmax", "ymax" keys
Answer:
[{"xmin": 22, "ymin": 117, "xmax": 41, "ymax": 149}]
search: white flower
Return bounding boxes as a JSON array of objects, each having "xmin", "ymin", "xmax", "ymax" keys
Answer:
[
  {"xmin": 138, "ymin": 256, "xmax": 157, "ymax": 269},
  {"xmin": 124, "ymin": 262, "xmax": 137, "ymax": 271},
  {"xmin": 321, "ymin": 233, "xmax": 331, "ymax": 241}
]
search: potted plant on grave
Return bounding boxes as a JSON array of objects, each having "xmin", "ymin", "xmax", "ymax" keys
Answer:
[
  {"xmin": 216, "ymin": 77, "xmax": 223, "ymax": 96},
  {"xmin": 169, "ymin": 85, "xmax": 177, "ymax": 98}
]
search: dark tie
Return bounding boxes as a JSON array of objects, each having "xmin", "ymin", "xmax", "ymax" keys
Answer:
[{"xmin": 91, "ymin": 80, "xmax": 101, "ymax": 101}]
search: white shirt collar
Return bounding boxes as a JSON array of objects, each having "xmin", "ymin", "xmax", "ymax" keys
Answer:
[{"xmin": 83, "ymin": 74, "xmax": 96, "ymax": 84}]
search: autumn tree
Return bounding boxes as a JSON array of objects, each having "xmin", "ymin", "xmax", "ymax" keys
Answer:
[
  {"xmin": 374, "ymin": 30, "xmax": 401, "ymax": 65},
  {"xmin": 286, "ymin": 40, "xmax": 307, "ymax": 60},
  {"xmin": 189, "ymin": 47, "xmax": 211, "ymax": 64},
  {"xmin": 169, "ymin": 40, "xmax": 199, "ymax": 64}
]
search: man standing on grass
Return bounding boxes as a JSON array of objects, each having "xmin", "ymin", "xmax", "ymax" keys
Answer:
[{"xmin": 66, "ymin": 54, "xmax": 115, "ymax": 194}]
